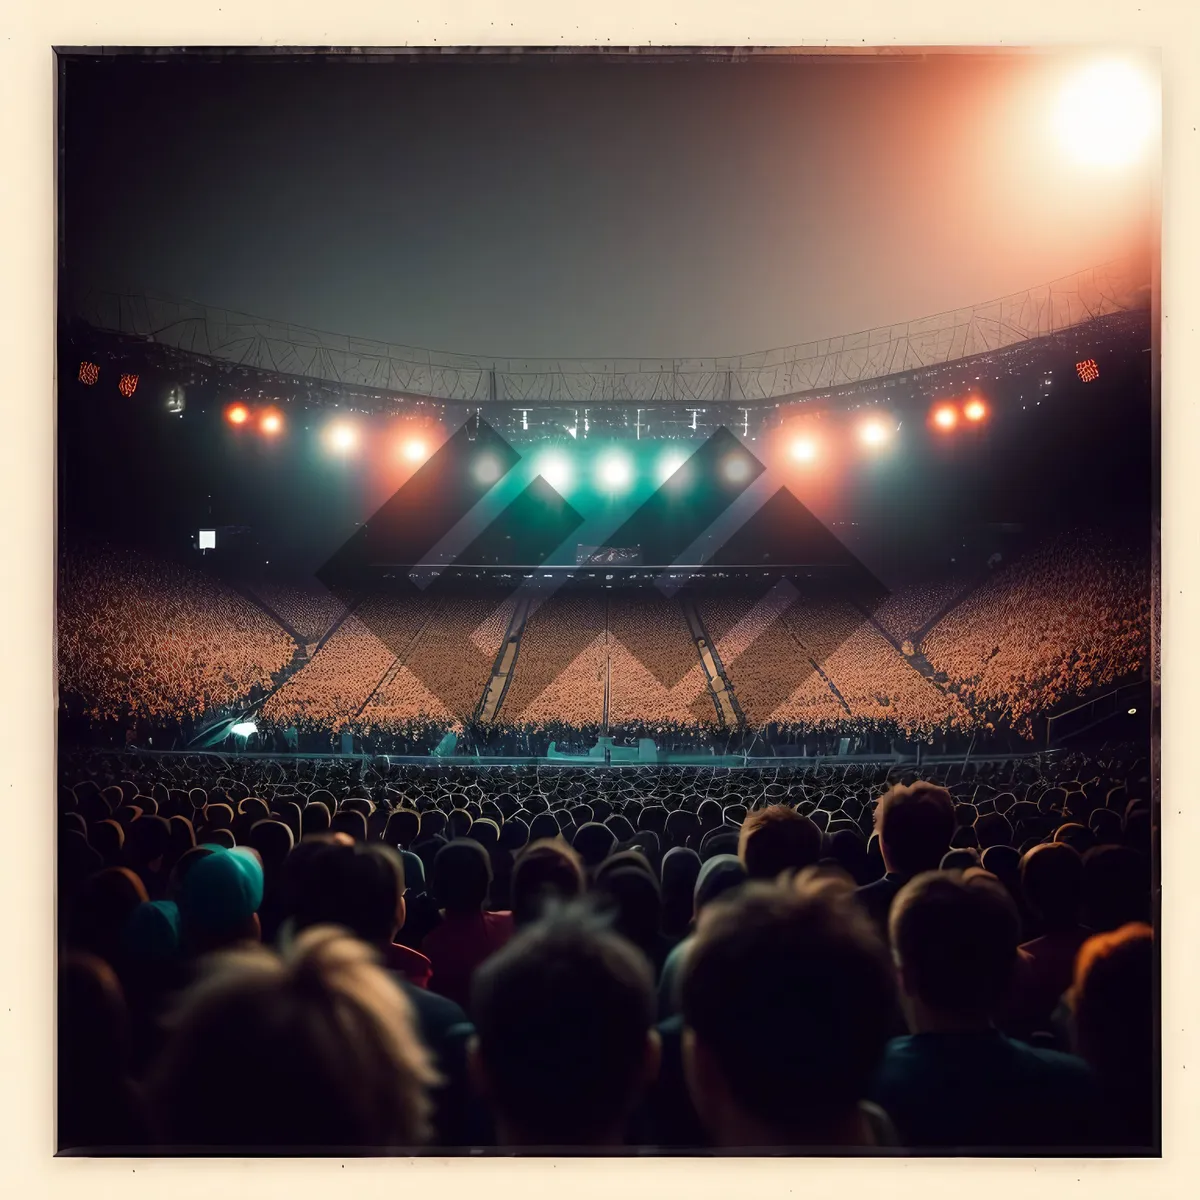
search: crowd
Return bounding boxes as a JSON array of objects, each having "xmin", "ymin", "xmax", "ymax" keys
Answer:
[
  {"xmin": 922, "ymin": 530, "xmax": 1151, "ymax": 738},
  {"xmin": 869, "ymin": 577, "xmax": 967, "ymax": 643},
  {"xmin": 60, "ymin": 531, "xmax": 1152, "ymax": 753},
  {"xmin": 607, "ymin": 594, "xmax": 715, "ymax": 726},
  {"xmin": 57, "ymin": 748, "xmax": 1155, "ymax": 1153},
  {"xmin": 501, "ymin": 595, "xmax": 609, "ymax": 727},
  {"xmin": 246, "ymin": 580, "xmax": 352, "ymax": 645},
  {"xmin": 58, "ymin": 546, "xmax": 295, "ymax": 727}
]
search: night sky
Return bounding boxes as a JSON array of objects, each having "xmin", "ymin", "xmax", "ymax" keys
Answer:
[{"xmin": 60, "ymin": 51, "xmax": 1155, "ymax": 361}]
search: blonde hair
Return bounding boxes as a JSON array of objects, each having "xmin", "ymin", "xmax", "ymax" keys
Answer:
[{"xmin": 151, "ymin": 926, "xmax": 441, "ymax": 1149}]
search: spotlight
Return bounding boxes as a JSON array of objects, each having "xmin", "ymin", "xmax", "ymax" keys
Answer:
[
  {"xmin": 539, "ymin": 452, "xmax": 571, "ymax": 492},
  {"xmin": 474, "ymin": 454, "xmax": 502, "ymax": 485},
  {"xmin": 933, "ymin": 405, "xmax": 958, "ymax": 431},
  {"xmin": 260, "ymin": 410, "xmax": 283, "ymax": 435},
  {"xmin": 963, "ymin": 399, "xmax": 987, "ymax": 423},
  {"xmin": 723, "ymin": 453, "xmax": 753, "ymax": 483},
  {"xmin": 402, "ymin": 438, "xmax": 428, "ymax": 463},
  {"xmin": 1054, "ymin": 59, "xmax": 1157, "ymax": 168},
  {"xmin": 657, "ymin": 450, "xmax": 689, "ymax": 484},
  {"xmin": 226, "ymin": 404, "xmax": 250, "ymax": 426},
  {"xmin": 327, "ymin": 422, "xmax": 358, "ymax": 453},
  {"xmin": 230, "ymin": 721, "xmax": 258, "ymax": 738},
  {"xmin": 1128, "ymin": 707, "xmax": 1138, "ymax": 716},
  {"xmin": 598, "ymin": 452, "xmax": 632, "ymax": 491},
  {"xmin": 790, "ymin": 436, "xmax": 818, "ymax": 463},
  {"xmin": 859, "ymin": 419, "xmax": 891, "ymax": 448}
]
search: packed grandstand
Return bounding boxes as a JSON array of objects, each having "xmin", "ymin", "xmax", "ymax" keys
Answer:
[{"xmin": 58, "ymin": 520, "xmax": 1152, "ymax": 757}]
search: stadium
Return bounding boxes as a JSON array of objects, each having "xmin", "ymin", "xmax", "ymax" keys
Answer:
[
  {"xmin": 54, "ymin": 48, "xmax": 1159, "ymax": 1157},
  {"xmin": 59, "ymin": 257, "xmax": 1154, "ymax": 763}
]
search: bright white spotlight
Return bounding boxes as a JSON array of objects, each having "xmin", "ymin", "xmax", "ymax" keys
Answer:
[
  {"xmin": 790, "ymin": 436, "xmax": 818, "ymax": 463},
  {"xmin": 402, "ymin": 438, "xmax": 428, "ymax": 463},
  {"xmin": 539, "ymin": 453, "xmax": 571, "ymax": 492},
  {"xmin": 327, "ymin": 422, "xmax": 357, "ymax": 453},
  {"xmin": 1054, "ymin": 59, "xmax": 1157, "ymax": 168},
  {"xmin": 474, "ymin": 454, "xmax": 502, "ymax": 485},
  {"xmin": 859, "ymin": 419, "xmax": 891, "ymax": 449},
  {"xmin": 231, "ymin": 721, "xmax": 258, "ymax": 738},
  {"xmin": 723, "ymin": 453, "xmax": 752, "ymax": 483},
  {"xmin": 598, "ymin": 452, "xmax": 632, "ymax": 491},
  {"xmin": 658, "ymin": 450, "xmax": 689, "ymax": 484}
]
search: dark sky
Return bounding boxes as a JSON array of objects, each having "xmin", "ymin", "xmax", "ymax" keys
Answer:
[{"xmin": 60, "ymin": 52, "xmax": 1155, "ymax": 360}]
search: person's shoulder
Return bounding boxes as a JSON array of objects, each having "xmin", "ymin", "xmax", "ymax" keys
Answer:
[
  {"xmin": 878, "ymin": 1034, "xmax": 921, "ymax": 1062},
  {"xmin": 401, "ymin": 978, "xmax": 469, "ymax": 1027},
  {"xmin": 386, "ymin": 940, "xmax": 433, "ymax": 985},
  {"xmin": 872, "ymin": 1035, "xmax": 925, "ymax": 1088},
  {"xmin": 856, "ymin": 875, "xmax": 894, "ymax": 897},
  {"xmin": 484, "ymin": 909, "xmax": 515, "ymax": 936},
  {"xmin": 1006, "ymin": 1035, "xmax": 1091, "ymax": 1075},
  {"xmin": 662, "ymin": 934, "xmax": 692, "ymax": 973},
  {"xmin": 1018, "ymin": 934, "xmax": 1051, "ymax": 956}
]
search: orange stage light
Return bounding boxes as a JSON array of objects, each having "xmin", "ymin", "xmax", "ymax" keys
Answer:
[
  {"xmin": 226, "ymin": 404, "xmax": 250, "ymax": 426},
  {"xmin": 790, "ymin": 436, "xmax": 819, "ymax": 463},
  {"xmin": 79, "ymin": 361, "xmax": 100, "ymax": 386},
  {"xmin": 859, "ymin": 418, "xmax": 891, "ymax": 448},
  {"xmin": 260, "ymin": 410, "xmax": 283, "ymax": 435},
  {"xmin": 963, "ymin": 398, "xmax": 988, "ymax": 423},
  {"xmin": 933, "ymin": 405, "xmax": 958, "ymax": 431}
]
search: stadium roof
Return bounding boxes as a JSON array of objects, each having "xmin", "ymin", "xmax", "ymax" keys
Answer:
[{"xmin": 72, "ymin": 256, "xmax": 1148, "ymax": 406}]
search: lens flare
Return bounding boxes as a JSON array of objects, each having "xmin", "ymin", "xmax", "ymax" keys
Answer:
[
  {"xmin": 474, "ymin": 454, "xmax": 502, "ymax": 485},
  {"xmin": 859, "ymin": 419, "xmax": 891, "ymax": 448},
  {"xmin": 790, "ymin": 436, "xmax": 819, "ymax": 463},
  {"xmin": 1054, "ymin": 59, "xmax": 1157, "ymax": 168},
  {"xmin": 539, "ymin": 453, "xmax": 571, "ymax": 492},
  {"xmin": 598, "ymin": 453, "xmax": 633, "ymax": 491},
  {"xmin": 933, "ymin": 405, "xmax": 958, "ymax": 431},
  {"xmin": 723, "ymin": 453, "xmax": 752, "ymax": 483},
  {"xmin": 327, "ymin": 422, "xmax": 358, "ymax": 452},
  {"xmin": 658, "ymin": 450, "xmax": 689, "ymax": 484}
]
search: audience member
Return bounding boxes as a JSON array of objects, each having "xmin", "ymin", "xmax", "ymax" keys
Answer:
[
  {"xmin": 872, "ymin": 869, "xmax": 1100, "ymax": 1150},
  {"xmin": 470, "ymin": 905, "xmax": 659, "ymax": 1147},
  {"xmin": 680, "ymin": 871, "xmax": 898, "ymax": 1148}
]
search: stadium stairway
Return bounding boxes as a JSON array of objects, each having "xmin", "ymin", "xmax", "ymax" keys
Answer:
[
  {"xmin": 679, "ymin": 595, "xmax": 745, "ymax": 728},
  {"xmin": 354, "ymin": 600, "xmax": 444, "ymax": 720},
  {"xmin": 774, "ymin": 616, "xmax": 853, "ymax": 717},
  {"xmin": 909, "ymin": 567, "xmax": 999, "ymax": 647},
  {"xmin": 223, "ymin": 579, "xmax": 305, "ymax": 643},
  {"xmin": 475, "ymin": 594, "xmax": 535, "ymax": 724},
  {"xmin": 185, "ymin": 591, "xmax": 364, "ymax": 749}
]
